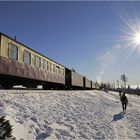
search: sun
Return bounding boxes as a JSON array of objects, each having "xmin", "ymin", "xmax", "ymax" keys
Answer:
[
  {"xmin": 119, "ymin": 16, "xmax": 140, "ymax": 53},
  {"xmin": 117, "ymin": 15, "xmax": 140, "ymax": 63},
  {"xmin": 134, "ymin": 32, "xmax": 140, "ymax": 45}
]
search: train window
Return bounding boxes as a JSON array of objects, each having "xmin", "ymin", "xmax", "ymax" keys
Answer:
[
  {"xmin": 58, "ymin": 68, "xmax": 61, "ymax": 75},
  {"xmin": 35, "ymin": 55, "xmax": 41, "ymax": 68},
  {"xmin": 47, "ymin": 61, "xmax": 50, "ymax": 71},
  {"xmin": 43, "ymin": 60, "xmax": 49, "ymax": 70},
  {"xmin": 23, "ymin": 50, "xmax": 31, "ymax": 65},
  {"xmin": 60, "ymin": 68, "xmax": 63, "ymax": 76},
  {"xmin": 52, "ymin": 64, "xmax": 53, "ymax": 72},
  {"xmin": 53, "ymin": 64, "xmax": 55, "ymax": 73},
  {"xmin": 56, "ymin": 66, "xmax": 59, "ymax": 74},
  {"xmin": 43, "ymin": 60, "xmax": 46, "ymax": 69},
  {"xmin": 60, "ymin": 69, "xmax": 62, "ymax": 75},
  {"xmin": 8, "ymin": 43, "xmax": 18, "ymax": 60},
  {"xmin": 61, "ymin": 69, "xmax": 62, "ymax": 75},
  {"xmin": 47, "ymin": 61, "xmax": 49, "ymax": 70},
  {"xmin": 63, "ymin": 69, "xmax": 65, "ymax": 76},
  {"xmin": 50, "ymin": 62, "xmax": 52, "ymax": 72}
]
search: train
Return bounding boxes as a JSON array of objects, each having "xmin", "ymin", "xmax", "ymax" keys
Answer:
[{"xmin": 0, "ymin": 32, "xmax": 97, "ymax": 90}]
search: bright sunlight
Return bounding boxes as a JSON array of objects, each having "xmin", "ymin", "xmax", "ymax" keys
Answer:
[
  {"xmin": 134, "ymin": 32, "xmax": 140, "ymax": 45},
  {"xmin": 119, "ymin": 16, "xmax": 140, "ymax": 56}
]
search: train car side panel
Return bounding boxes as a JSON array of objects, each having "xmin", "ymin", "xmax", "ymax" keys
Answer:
[
  {"xmin": 85, "ymin": 78, "xmax": 91, "ymax": 88},
  {"xmin": 92, "ymin": 81, "xmax": 95, "ymax": 89},
  {"xmin": 0, "ymin": 33, "xmax": 95, "ymax": 90},
  {"xmin": 71, "ymin": 71, "xmax": 83, "ymax": 88},
  {"xmin": 0, "ymin": 34, "xmax": 65, "ymax": 85},
  {"xmin": 0, "ymin": 34, "xmax": 1, "ymax": 56}
]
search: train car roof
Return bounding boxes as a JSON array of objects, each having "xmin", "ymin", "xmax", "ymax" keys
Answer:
[{"xmin": 0, "ymin": 32, "xmax": 68, "ymax": 69}]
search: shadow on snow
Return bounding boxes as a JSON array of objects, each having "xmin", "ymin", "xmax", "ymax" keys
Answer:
[{"xmin": 111, "ymin": 112, "xmax": 124, "ymax": 122}]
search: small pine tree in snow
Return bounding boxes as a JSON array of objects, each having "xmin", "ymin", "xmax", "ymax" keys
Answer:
[{"xmin": 0, "ymin": 116, "xmax": 15, "ymax": 139}]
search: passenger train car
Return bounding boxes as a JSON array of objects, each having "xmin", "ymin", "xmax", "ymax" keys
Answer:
[{"xmin": 0, "ymin": 32, "xmax": 95, "ymax": 89}]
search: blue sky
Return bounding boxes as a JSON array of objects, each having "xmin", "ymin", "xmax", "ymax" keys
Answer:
[{"xmin": 0, "ymin": 1, "xmax": 140, "ymax": 86}]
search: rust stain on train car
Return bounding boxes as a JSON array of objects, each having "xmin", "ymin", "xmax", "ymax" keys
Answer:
[{"xmin": 0, "ymin": 56, "xmax": 65, "ymax": 84}]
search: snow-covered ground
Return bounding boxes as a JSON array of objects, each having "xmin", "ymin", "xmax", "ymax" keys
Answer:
[{"xmin": 0, "ymin": 89, "xmax": 140, "ymax": 139}]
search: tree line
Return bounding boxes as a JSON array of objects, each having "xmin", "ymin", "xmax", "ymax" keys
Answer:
[{"xmin": 98, "ymin": 74, "xmax": 140, "ymax": 96}]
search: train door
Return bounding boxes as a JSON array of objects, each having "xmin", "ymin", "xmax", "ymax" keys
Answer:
[
  {"xmin": 65, "ymin": 68, "xmax": 71, "ymax": 89},
  {"xmin": 83, "ymin": 77, "xmax": 86, "ymax": 89}
]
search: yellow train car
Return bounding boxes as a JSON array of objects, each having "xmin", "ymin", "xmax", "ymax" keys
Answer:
[{"xmin": 0, "ymin": 32, "xmax": 65, "ymax": 89}]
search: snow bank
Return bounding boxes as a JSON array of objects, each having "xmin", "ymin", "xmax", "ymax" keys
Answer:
[{"xmin": 0, "ymin": 90, "xmax": 140, "ymax": 139}]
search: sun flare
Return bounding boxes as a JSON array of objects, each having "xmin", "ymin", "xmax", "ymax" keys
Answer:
[
  {"xmin": 134, "ymin": 32, "xmax": 140, "ymax": 45},
  {"xmin": 117, "ymin": 14, "xmax": 140, "ymax": 63},
  {"xmin": 119, "ymin": 16, "xmax": 140, "ymax": 53}
]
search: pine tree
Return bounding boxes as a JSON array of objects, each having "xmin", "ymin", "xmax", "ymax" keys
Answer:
[
  {"xmin": 121, "ymin": 74, "xmax": 128, "ymax": 89},
  {"xmin": 0, "ymin": 116, "xmax": 15, "ymax": 139}
]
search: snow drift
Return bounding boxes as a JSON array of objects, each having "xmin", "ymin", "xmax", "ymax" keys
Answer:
[{"xmin": 0, "ymin": 90, "xmax": 140, "ymax": 139}]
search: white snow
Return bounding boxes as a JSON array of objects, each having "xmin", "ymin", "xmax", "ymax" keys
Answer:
[{"xmin": 0, "ymin": 89, "xmax": 140, "ymax": 139}]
